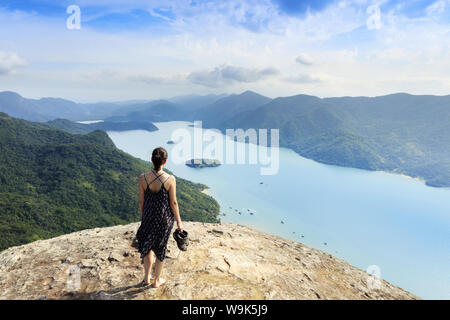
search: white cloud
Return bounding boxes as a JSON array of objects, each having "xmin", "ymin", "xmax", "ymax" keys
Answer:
[
  {"xmin": 129, "ymin": 74, "xmax": 187, "ymax": 86},
  {"xmin": 0, "ymin": 52, "xmax": 27, "ymax": 75},
  {"xmin": 284, "ymin": 74, "xmax": 321, "ymax": 84},
  {"xmin": 0, "ymin": 1, "xmax": 449, "ymax": 100},
  {"xmin": 426, "ymin": 0, "xmax": 448, "ymax": 16},
  {"xmin": 295, "ymin": 53, "xmax": 314, "ymax": 66},
  {"xmin": 187, "ymin": 64, "xmax": 280, "ymax": 87}
]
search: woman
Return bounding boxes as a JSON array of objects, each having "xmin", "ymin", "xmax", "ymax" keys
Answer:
[{"xmin": 136, "ymin": 147, "xmax": 183, "ymax": 288}]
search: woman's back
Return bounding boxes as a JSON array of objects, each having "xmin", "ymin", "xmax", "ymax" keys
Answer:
[
  {"xmin": 137, "ymin": 146, "xmax": 183, "ymax": 288},
  {"xmin": 137, "ymin": 169, "xmax": 175, "ymax": 262},
  {"xmin": 143, "ymin": 170, "xmax": 171, "ymax": 194}
]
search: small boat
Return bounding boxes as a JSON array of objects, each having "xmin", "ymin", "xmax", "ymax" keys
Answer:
[
  {"xmin": 323, "ymin": 242, "xmax": 327, "ymax": 246},
  {"xmin": 249, "ymin": 212, "xmax": 254, "ymax": 215}
]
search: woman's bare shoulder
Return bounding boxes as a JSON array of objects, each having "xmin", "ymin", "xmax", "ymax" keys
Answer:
[
  {"xmin": 139, "ymin": 172, "xmax": 150, "ymax": 180},
  {"xmin": 163, "ymin": 172, "xmax": 175, "ymax": 186}
]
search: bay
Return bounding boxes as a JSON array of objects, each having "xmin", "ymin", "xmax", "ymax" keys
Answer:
[{"xmin": 108, "ymin": 121, "xmax": 450, "ymax": 299}]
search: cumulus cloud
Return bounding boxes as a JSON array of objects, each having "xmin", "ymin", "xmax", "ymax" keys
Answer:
[
  {"xmin": 0, "ymin": 52, "xmax": 27, "ymax": 75},
  {"xmin": 129, "ymin": 74, "xmax": 186, "ymax": 86},
  {"xmin": 187, "ymin": 64, "xmax": 280, "ymax": 87},
  {"xmin": 283, "ymin": 74, "xmax": 321, "ymax": 84},
  {"xmin": 295, "ymin": 53, "xmax": 313, "ymax": 66}
]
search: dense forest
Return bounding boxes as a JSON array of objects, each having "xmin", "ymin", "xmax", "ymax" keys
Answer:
[
  {"xmin": 212, "ymin": 93, "xmax": 450, "ymax": 188},
  {"xmin": 45, "ymin": 119, "xmax": 158, "ymax": 134},
  {"xmin": 0, "ymin": 112, "xmax": 219, "ymax": 251}
]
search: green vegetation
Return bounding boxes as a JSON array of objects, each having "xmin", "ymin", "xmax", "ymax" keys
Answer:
[
  {"xmin": 45, "ymin": 119, "xmax": 158, "ymax": 134},
  {"xmin": 218, "ymin": 93, "xmax": 450, "ymax": 188},
  {"xmin": 0, "ymin": 113, "xmax": 219, "ymax": 251},
  {"xmin": 2, "ymin": 90, "xmax": 448, "ymax": 187}
]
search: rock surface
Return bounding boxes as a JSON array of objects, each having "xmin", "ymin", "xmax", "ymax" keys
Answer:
[{"xmin": 0, "ymin": 222, "xmax": 418, "ymax": 300}]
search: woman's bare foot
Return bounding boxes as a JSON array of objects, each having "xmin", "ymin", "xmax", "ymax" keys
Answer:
[
  {"xmin": 152, "ymin": 277, "xmax": 166, "ymax": 288},
  {"xmin": 143, "ymin": 277, "xmax": 154, "ymax": 286}
]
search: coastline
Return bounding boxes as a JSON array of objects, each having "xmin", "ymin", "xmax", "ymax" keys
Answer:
[{"xmin": 107, "ymin": 124, "xmax": 450, "ymax": 299}]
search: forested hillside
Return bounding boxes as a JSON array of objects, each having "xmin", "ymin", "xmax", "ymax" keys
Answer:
[
  {"xmin": 45, "ymin": 119, "xmax": 158, "ymax": 134},
  {"xmin": 219, "ymin": 93, "xmax": 450, "ymax": 187},
  {"xmin": 0, "ymin": 113, "xmax": 219, "ymax": 250}
]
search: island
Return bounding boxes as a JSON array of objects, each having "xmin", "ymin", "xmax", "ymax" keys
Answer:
[
  {"xmin": 167, "ymin": 140, "xmax": 175, "ymax": 144},
  {"xmin": 185, "ymin": 159, "xmax": 221, "ymax": 168}
]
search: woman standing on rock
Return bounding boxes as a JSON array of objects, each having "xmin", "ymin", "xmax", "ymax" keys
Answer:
[{"xmin": 136, "ymin": 147, "xmax": 183, "ymax": 288}]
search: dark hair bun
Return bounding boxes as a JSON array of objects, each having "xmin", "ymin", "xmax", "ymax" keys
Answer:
[{"xmin": 151, "ymin": 147, "xmax": 168, "ymax": 171}]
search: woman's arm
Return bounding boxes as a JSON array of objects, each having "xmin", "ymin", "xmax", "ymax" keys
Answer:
[
  {"xmin": 138, "ymin": 174, "xmax": 145, "ymax": 216},
  {"xmin": 168, "ymin": 176, "xmax": 183, "ymax": 231}
]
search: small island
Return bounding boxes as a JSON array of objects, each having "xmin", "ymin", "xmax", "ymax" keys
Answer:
[
  {"xmin": 185, "ymin": 159, "xmax": 221, "ymax": 168},
  {"xmin": 167, "ymin": 140, "xmax": 175, "ymax": 144}
]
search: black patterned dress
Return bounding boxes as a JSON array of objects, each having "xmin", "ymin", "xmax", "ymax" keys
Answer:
[{"xmin": 136, "ymin": 172, "xmax": 174, "ymax": 261}]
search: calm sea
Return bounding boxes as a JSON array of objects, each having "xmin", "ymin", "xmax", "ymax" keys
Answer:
[{"xmin": 108, "ymin": 121, "xmax": 450, "ymax": 299}]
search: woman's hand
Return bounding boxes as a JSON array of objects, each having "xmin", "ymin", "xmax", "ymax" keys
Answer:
[{"xmin": 177, "ymin": 222, "xmax": 183, "ymax": 232}]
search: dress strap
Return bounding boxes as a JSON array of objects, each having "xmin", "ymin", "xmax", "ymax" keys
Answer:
[
  {"xmin": 161, "ymin": 175, "xmax": 171, "ymax": 186},
  {"xmin": 148, "ymin": 173, "xmax": 164, "ymax": 185},
  {"xmin": 143, "ymin": 173, "xmax": 150, "ymax": 187}
]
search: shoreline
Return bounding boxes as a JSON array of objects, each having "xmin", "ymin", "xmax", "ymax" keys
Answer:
[{"xmin": 106, "ymin": 126, "xmax": 450, "ymax": 299}]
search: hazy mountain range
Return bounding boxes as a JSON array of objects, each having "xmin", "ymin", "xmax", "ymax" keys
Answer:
[
  {"xmin": 45, "ymin": 119, "xmax": 158, "ymax": 135},
  {"xmin": 218, "ymin": 92, "xmax": 450, "ymax": 187},
  {"xmin": 1, "ymin": 90, "xmax": 449, "ymax": 187}
]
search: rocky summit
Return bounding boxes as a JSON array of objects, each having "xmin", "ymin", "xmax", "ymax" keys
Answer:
[{"xmin": 0, "ymin": 222, "xmax": 418, "ymax": 300}]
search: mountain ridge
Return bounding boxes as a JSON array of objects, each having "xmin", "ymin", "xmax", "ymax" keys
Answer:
[
  {"xmin": 2, "ymin": 90, "xmax": 449, "ymax": 187},
  {"xmin": 215, "ymin": 92, "xmax": 450, "ymax": 187}
]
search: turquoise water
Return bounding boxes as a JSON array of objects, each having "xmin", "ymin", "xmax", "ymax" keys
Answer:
[{"xmin": 108, "ymin": 121, "xmax": 450, "ymax": 299}]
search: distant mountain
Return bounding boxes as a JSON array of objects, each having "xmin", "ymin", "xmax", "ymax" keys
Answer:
[
  {"xmin": 0, "ymin": 91, "xmax": 130, "ymax": 122},
  {"xmin": 194, "ymin": 90, "xmax": 272, "ymax": 127},
  {"xmin": 0, "ymin": 113, "xmax": 219, "ymax": 250},
  {"xmin": 168, "ymin": 93, "xmax": 229, "ymax": 111},
  {"xmin": 106, "ymin": 100, "xmax": 186, "ymax": 122},
  {"xmin": 218, "ymin": 93, "xmax": 450, "ymax": 188},
  {"xmin": 3, "ymin": 90, "xmax": 449, "ymax": 187},
  {"xmin": 0, "ymin": 91, "xmax": 49, "ymax": 121},
  {"xmin": 45, "ymin": 119, "xmax": 158, "ymax": 135}
]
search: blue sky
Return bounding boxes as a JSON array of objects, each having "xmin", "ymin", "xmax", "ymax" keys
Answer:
[{"xmin": 0, "ymin": 0, "xmax": 449, "ymax": 101}]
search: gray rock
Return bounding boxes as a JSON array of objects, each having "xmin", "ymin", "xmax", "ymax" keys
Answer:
[{"xmin": 0, "ymin": 222, "xmax": 419, "ymax": 300}]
